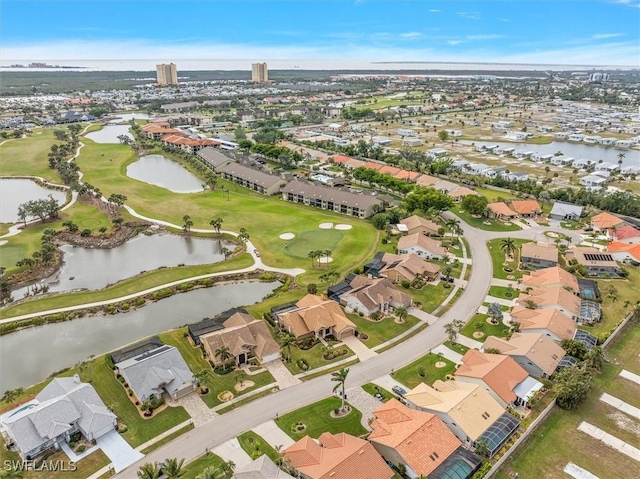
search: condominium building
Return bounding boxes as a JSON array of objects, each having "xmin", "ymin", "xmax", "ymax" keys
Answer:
[
  {"xmin": 156, "ymin": 63, "xmax": 178, "ymax": 86},
  {"xmin": 251, "ymin": 62, "xmax": 269, "ymax": 83}
]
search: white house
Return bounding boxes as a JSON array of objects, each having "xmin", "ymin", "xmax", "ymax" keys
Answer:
[
  {"xmin": 572, "ymin": 158, "xmax": 592, "ymax": 170},
  {"xmin": 505, "ymin": 171, "xmax": 529, "ymax": 182},
  {"xmin": 531, "ymin": 153, "xmax": 553, "ymax": 163},
  {"xmin": 466, "ymin": 163, "xmax": 490, "ymax": 175},
  {"xmin": 568, "ymin": 133, "xmax": 585, "ymax": 142},
  {"xmin": 402, "ymin": 138, "xmax": 422, "ymax": 147},
  {"xmin": 579, "ymin": 175, "xmax": 608, "ymax": 187},
  {"xmin": 397, "ymin": 128, "xmax": 416, "ymax": 137},
  {"xmin": 505, "ymin": 131, "xmax": 528, "ymax": 141},
  {"xmin": 426, "ymin": 148, "xmax": 448, "ymax": 159},
  {"xmin": 397, "ymin": 233, "xmax": 447, "ymax": 260},
  {"xmin": 550, "ymin": 156, "xmax": 574, "ymax": 166},
  {"xmin": 594, "ymin": 162, "xmax": 619, "ymax": 172},
  {"xmin": 514, "ymin": 150, "xmax": 534, "ymax": 159},
  {"xmin": 494, "ymin": 146, "xmax": 515, "ymax": 155}
]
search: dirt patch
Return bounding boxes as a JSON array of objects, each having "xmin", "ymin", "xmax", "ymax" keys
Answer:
[
  {"xmin": 217, "ymin": 391, "xmax": 234, "ymax": 402},
  {"xmin": 394, "ymin": 318, "xmax": 405, "ymax": 324},
  {"xmin": 234, "ymin": 380, "xmax": 255, "ymax": 392},
  {"xmin": 435, "ymin": 361, "xmax": 448, "ymax": 368},
  {"xmin": 608, "ymin": 411, "xmax": 640, "ymax": 436},
  {"xmin": 55, "ymin": 221, "xmax": 149, "ymax": 249},
  {"xmin": 473, "ymin": 331, "xmax": 486, "ymax": 339}
]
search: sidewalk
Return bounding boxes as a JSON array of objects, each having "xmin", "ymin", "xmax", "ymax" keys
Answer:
[
  {"xmin": 577, "ymin": 421, "xmax": 640, "ymax": 461},
  {"xmin": 455, "ymin": 335, "xmax": 482, "ymax": 350},
  {"xmin": 432, "ymin": 344, "xmax": 463, "ymax": 364}
]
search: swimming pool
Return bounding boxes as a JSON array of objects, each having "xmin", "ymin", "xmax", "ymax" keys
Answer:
[{"xmin": 8, "ymin": 403, "xmax": 37, "ymax": 418}]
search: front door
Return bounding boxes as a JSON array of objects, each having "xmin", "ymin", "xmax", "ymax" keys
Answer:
[{"xmin": 238, "ymin": 353, "xmax": 247, "ymax": 365}]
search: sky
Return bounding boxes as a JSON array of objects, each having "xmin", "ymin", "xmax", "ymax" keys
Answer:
[{"xmin": 2, "ymin": 0, "xmax": 640, "ymax": 68}]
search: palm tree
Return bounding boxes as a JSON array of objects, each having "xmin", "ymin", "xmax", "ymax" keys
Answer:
[
  {"xmin": 331, "ymin": 368, "xmax": 350, "ymax": 412},
  {"xmin": 446, "ymin": 218, "xmax": 460, "ymax": 237},
  {"xmin": 323, "ymin": 249, "xmax": 332, "ymax": 268},
  {"xmin": 137, "ymin": 462, "xmax": 161, "ymax": 479},
  {"xmin": 195, "ymin": 466, "xmax": 218, "ymax": 479},
  {"xmin": 320, "ymin": 269, "xmax": 340, "ymax": 285},
  {"xmin": 2, "ymin": 389, "xmax": 17, "ymax": 404},
  {"xmin": 279, "ymin": 333, "xmax": 295, "ymax": 362},
  {"xmin": 214, "ymin": 345, "xmax": 234, "ymax": 370},
  {"xmin": 308, "ymin": 250, "xmax": 319, "ymax": 269},
  {"xmin": 162, "ymin": 458, "xmax": 185, "ymax": 478},
  {"xmin": 217, "ymin": 460, "xmax": 236, "ymax": 479},
  {"xmin": 182, "ymin": 215, "xmax": 193, "ymax": 233},
  {"xmin": 617, "ymin": 152, "xmax": 625, "ymax": 168},
  {"xmin": 238, "ymin": 228, "xmax": 249, "ymax": 250},
  {"xmin": 221, "ymin": 247, "xmax": 231, "ymax": 261},
  {"xmin": 209, "ymin": 218, "xmax": 223, "ymax": 235},
  {"xmin": 395, "ymin": 306, "xmax": 408, "ymax": 322},
  {"xmin": 500, "ymin": 237, "xmax": 516, "ymax": 258},
  {"xmin": 194, "ymin": 370, "xmax": 212, "ymax": 394}
]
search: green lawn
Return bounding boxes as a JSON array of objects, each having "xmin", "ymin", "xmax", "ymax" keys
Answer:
[
  {"xmin": 497, "ymin": 322, "xmax": 640, "ymax": 479},
  {"xmin": 347, "ymin": 313, "xmax": 420, "ymax": 347},
  {"xmin": 246, "ymin": 287, "xmax": 307, "ymax": 320},
  {"xmin": 405, "ymin": 282, "xmax": 453, "ymax": 313},
  {"xmin": 362, "ymin": 382, "xmax": 396, "ymax": 402},
  {"xmin": 452, "ymin": 205, "xmax": 522, "ymax": 232},
  {"xmin": 460, "ymin": 313, "xmax": 510, "ymax": 343},
  {"xmin": 473, "ymin": 187, "xmax": 518, "ymax": 202},
  {"xmin": 0, "ymin": 129, "xmax": 64, "ymax": 182},
  {"xmin": 284, "ymin": 343, "xmax": 355, "ymax": 375},
  {"xmin": 486, "ymin": 238, "xmax": 529, "ymax": 280},
  {"xmin": 443, "ymin": 340, "xmax": 470, "ymax": 355},
  {"xmin": 392, "ymin": 353, "xmax": 456, "ymax": 389},
  {"xmin": 181, "ymin": 452, "xmax": 226, "ymax": 479},
  {"xmin": 488, "ymin": 285, "xmax": 518, "ymax": 300},
  {"xmin": 593, "ymin": 266, "xmax": 640, "ymax": 338},
  {"xmin": 277, "ymin": 397, "xmax": 368, "ymax": 440},
  {"xmin": 237, "ymin": 431, "xmax": 280, "ymax": 462}
]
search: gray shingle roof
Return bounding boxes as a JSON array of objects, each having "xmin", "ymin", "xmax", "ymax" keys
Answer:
[
  {"xmin": 218, "ymin": 162, "xmax": 286, "ymax": 189},
  {"xmin": 550, "ymin": 202, "xmax": 583, "ymax": 218},
  {"xmin": 233, "ymin": 455, "xmax": 295, "ymax": 479},
  {"xmin": 282, "ymin": 179, "xmax": 382, "ymax": 210},
  {"xmin": 197, "ymin": 147, "xmax": 235, "ymax": 169}
]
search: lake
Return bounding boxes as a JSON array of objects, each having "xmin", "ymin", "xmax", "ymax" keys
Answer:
[
  {"xmin": 126, "ymin": 154, "xmax": 204, "ymax": 193},
  {"xmin": 11, "ymin": 233, "xmax": 235, "ymax": 298},
  {"xmin": 85, "ymin": 124, "xmax": 134, "ymax": 144},
  {"xmin": 0, "ymin": 281, "xmax": 280, "ymax": 391},
  {"xmin": 0, "ymin": 178, "xmax": 67, "ymax": 223}
]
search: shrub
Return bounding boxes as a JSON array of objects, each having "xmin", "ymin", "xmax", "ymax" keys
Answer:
[
  {"xmin": 76, "ymin": 445, "xmax": 86, "ymax": 453},
  {"xmin": 80, "ymin": 229, "xmax": 91, "ymax": 237},
  {"xmin": 401, "ymin": 280, "xmax": 411, "ymax": 289}
]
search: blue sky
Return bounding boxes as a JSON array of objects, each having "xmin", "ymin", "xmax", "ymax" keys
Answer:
[{"xmin": 2, "ymin": 0, "xmax": 639, "ymax": 66}]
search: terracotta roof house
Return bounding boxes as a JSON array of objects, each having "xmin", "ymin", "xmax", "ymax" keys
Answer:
[
  {"xmin": 521, "ymin": 243, "xmax": 558, "ymax": 270},
  {"xmin": 520, "ymin": 266, "xmax": 580, "ymax": 294},
  {"xmin": 404, "ymin": 381, "xmax": 518, "ymax": 457},
  {"xmin": 591, "ymin": 212, "xmax": 625, "ymax": 231},
  {"xmin": 510, "ymin": 307, "xmax": 578, "ymax": 342},
  {"xmin": 277, "ymin": 295, "xmax": 356, "ymax": 340},
  {"xmin": 0, "ymin": 376, "xmax": 117, "ymax": 460},
  {"xmin": 607, "ymin": 242, "xmax": 640, "ymax": 263},
  {"xmin": 509, "ymin": 200, "xmax": 542, "ymax": 217},
  {"xmin": 482, "ymin": 333, "xmax": 565, "ymax": 377},
  {"xmin": 379, "ymin": 253, "xmax": 441, "ymax": 282},
  {"xmin": 398, "ymin": 215, "xmax": 440, "ymax": 236},
  {"xmin": 455, "ymin": 350, "xmax": 539, "ymax": 408},
  {"xmin": 397, "ymin": 233, "xmax": 447, "ymax": 260},
  {"xmin": 378, "ymin": 165, "xmax": 403, "ymax": 176},
  {"xmin": 486, "ymin": 202, "xmax": 518, "ymax": 220},
  {"xmin": 201, "ymin": 312, "xmax": 281, "ymax": 366},
  {"xmin": 364, "ymin": 161, "xmax": 385, "ymax": 171},
  {"xmin": 565, "ymin": 247, "xmax": 623, "ymax": 277},
  {"xmin": 415, "ymin": 175, "xmax": 439, "ymax": 188},
  {"xmin": 517, "ymin": 286, "xmax": 581, "ymax": 320},
  {"xmin": 339, "ymin": 275, "xmax": 413, "ymax": 317},
  {"xmin": 345, "ymin": 158, "xmax": 367, "ymax": 169},
  {"xmin": 283, "ymin": 433, "xmax": 394, "ymax": 479},
  {"xmin": 394, "ymin": 170, "xmax": 422, "ymax": 182},
  {"xmin": 232, "ymin": 455, "xmax": 295, "ymax": 479},
  {"xmin": 369, "ymin": 399, "xmax": 481, "ymax": 479},
  {"xmin": 331, "ymin": 154, "xmax": 352, "ymax": 165},
  {"xmin": 611, "ymin": 225, "xmax": 640, "ymax": 244},
  {"xmin": 448, "ymin": 186, "xmax": 479, "ymax": 201}
]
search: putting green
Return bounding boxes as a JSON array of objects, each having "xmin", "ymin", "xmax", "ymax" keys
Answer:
[{"xmin": 284, "ymin": 229, "xmax": 345, "ymax": 259}]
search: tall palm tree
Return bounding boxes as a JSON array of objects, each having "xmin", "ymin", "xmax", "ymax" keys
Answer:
[
  {"xmin": 214, "ymin": 346, "xmax": 234, "ymax": 370},
  {"xmin": 182, "ymin": 215, "xmax": 193, "ymax": 233},
  {"xmin": 617, "ymin": 152, "xmax": 625, "ymax": 168},
  {"xmin": 162, "ymin": 458, "xmax": 185, "ymax": 478},
  {"xmin": 137, "ymin": 462, "xmax": 161, "ymax": 479},
  {"xmin": 217, "ymin": 460, "xmax": 236, "ymax": 479},
  {"xmin": 395, "ymin": 306, "xmax": 408, "ymax": 322},
  {"xmin": 279, "ymin": 333, "xmax": 295, "ymax": 362},
  {"xmin": 308, "ymin": 250, "xmax": 319, "ymax": 269},
  {"xmin": 446, "ymin": 218, "xmax": 460, "ymax": 237},
  {"xmin": 209, "ymin": 218, "xmax": 223, "ymax": 235},
  {"xmin": 331, "ymin": 368, "xmax": 350, "ymax": 411},
  {"xmin": 323, "ymin": 249, "xmax": 332, "ymax": 268},
  {"xmin": 238, "ymin": 228, "xmax": 250, "ymax": 251},
  {"xmin": 194, "ymin": 370, "xmax": 212, "ymax": 393},
  {"xmin": 195, "ymin": 466, "xmax": 218, "ymax": 479},
  {"xmin": 500, "ymin": 237, "xmax": 516, "ymax": 258}
]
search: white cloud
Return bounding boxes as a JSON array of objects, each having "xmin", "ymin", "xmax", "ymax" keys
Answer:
[
  {"xmin": 466, "ymin": 34, "xmax": 505, "ymax": 40},
  {"xmin": 499, "ymin": 18, "xmax": 510, "ymax": 22},
  {"xmin": 400, "ymin": 32, "xmax": 422, "ymax": 39},
  {"xmin": 429, "ymin": 9, "xmax": 441, "ymax": 12},
  {"xmin": 611, "ymin": 0, "xmax": 640, "ymax": 7},
  {"xmin": 591, "ymin": 33, "xmax": 626, "ymax": 39},
  {"xmin": 456, "ymin": 12, "xmax": 481, "ymax": 20},
  {"xmin": 447, "ymin": 40, "xmax": 465, "ymax": 46}
]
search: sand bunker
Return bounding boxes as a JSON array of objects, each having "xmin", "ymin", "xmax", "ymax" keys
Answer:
[
  {"xmin": 318, "ymin": 257, "xmax": 334, "ymax": 264},
  {"xmin": 335, "ymin": 224, "xmax": 353, "ymax": 230},
  {"xmin": 279, "ymin": 232, "xmax": 295, "ymax": 240},
  {"xmin": 319, "ymin": 222, "xmax": 334, "ymax": 229}
]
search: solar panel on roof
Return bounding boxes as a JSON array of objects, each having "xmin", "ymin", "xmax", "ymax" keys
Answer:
[{"xmin": 583, "ymin": 253, "xmax": 614, "ymax": 262}]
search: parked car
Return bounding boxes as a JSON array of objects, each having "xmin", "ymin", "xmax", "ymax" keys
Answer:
[
  {"xmin": 392, "ymin": 385, "xmax": 407, "ymax": 397},
  {"xmin": 254, "ymin": 249, "xmax": 261, "ymax": 257}
]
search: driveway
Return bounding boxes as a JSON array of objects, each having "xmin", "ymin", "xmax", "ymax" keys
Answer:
[
  {"xmin": 97, "ymin": 431, "xmax": 144, "ymax": 473},
  {"xmin": 170, "ymin": 392, "xmax": 216, "ymax": 426},
  {"xmin": 341, "ymin": 335, "xmax": 378, "ymax": 361},
  {"xmin": 345, "ymin": 386, "xmax": 384, "ymax": 430},
  {"xmin": 432, "ymin": 345, "xmax": 463, "ymax": 364},
  {"xmin": 211, "ymin": 438, "xmax": 252, "ymax": 469},
  {"xmin": 253, "ymin": 420, "xmax": 295, "ymax": 449},
  {"xmin": 263, "ymin": 360, "xmax": 301, "ymax": 389}
]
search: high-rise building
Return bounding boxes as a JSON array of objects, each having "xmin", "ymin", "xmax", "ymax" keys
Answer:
[
  {"xmin": 156, "ymin": 63, "xmax": 178, "ymax": 86},
  {"xmin": 251, "ymin": 62, "xmax": 269, "ymax": 83}
]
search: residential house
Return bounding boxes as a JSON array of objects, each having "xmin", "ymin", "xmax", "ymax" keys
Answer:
[
  {"xmin": 520, "ymin": 266, "xmax": 580, "ymax": 295},
  {"xmin": 201, "ymin": 312, "xmax": 280, "ymax": 366},
  {"xmin": 378, "ymin": 253, "xmax": 441, "ymax": 282},
  {"xmin": 505, "ymin": 172, "xmax": 529, "ymax": 182},
  {"xmin": 565, "ymin": 247, "xmax": 622, "ymax": 277},
  {"xmin": 579, "ymin": 175, "xmax": 607, "ymax": 188},
  {"xmin": 517, "ymin": 286, "xmax": 581, "ymax": 321},
  {"xmin": 339, "ymin": 275, "xmax": 413, "ymax": 317},
  {"xmin": 455, "ymin": 350, "xmax": 542, "ymax": 408},
  {"xmin": 510, "ymin": 200, "xmax": 542, "ymax": 218},
  {"xmin": 549, "ymin": 202, "xmax": 583, "ymax": 221},
  {"xmin": 114, "ymin": 345, "xmax": 197, "ymax": 403},
  {"xmin": 509, "ymin": 307, "xmax": 577, "ymax": 342},
  {"xmin": 283, "ymin": 433, "xmax": 395, "ymax": 479},
  {"xmin": 369, "ymin": 399, "xmax": 480, "ymax": 479},
  {"xmin": 394, "ymin": 170, "xmax": 422, "ymax": 182},
  {"xmin": 197, "ymin": 146, "xmax": 234, "ymax": 170},
  {"xmin": 232, "ymin": 455, "xmax": 295, "ymax": 479},
  {"xmin": 0, "ymin": 376, "xmax": 116, "ymax": 460},
  {"xmin": 486, "ymin": 202, "xmax": 518, "ymax": 220},
  {"xmin": 607, "ymin": 242, "xmax": 640, "ymax": 264},
  {"xmin": 404, "ymin": 381, "xmax": 519, "ymax": 457},
  {"xmin": 482, "ymin": 333, "xmax": 565, "ymax": 377},
  {"xmin": 590, "ymin": 212, "xmax": 625, "ymax": 232},
  {"xmin": 277, "ymin": 294, "xmax": 356, "ymax": 340},
  {"xmin": 397, "ymin": 233, "xmax": 447, "ymax": 259},
  {"xmin": 218, "ymin": 163, "xmax": 287, "ymax": 195},
  {"xmin": 398, "ymin": 215, "xmax": 440, "ymax": 236},
  {"xmin": 448, "ymin": 186, "xmax": 479, "ymax": 202},
  {"xmin": 415, "ymin": 175, "xmax": 439, "ymax": 188},
  {"xmin": 611, "ymin": 225, "xmax": 640, "ymax": 244},
  {"xmin": 521, "ymin": 243, "xmax": 558, "ymax": 269},
  {"xmin": 281, "ymin": 180, "xmax": 382, "ymax": 218},
  {"xmin": 426, "ymin": 148, "xmax": 448, "ymax": 159}
]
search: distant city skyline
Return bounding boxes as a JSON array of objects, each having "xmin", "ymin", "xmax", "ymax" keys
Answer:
[{"xmin": 2, "ymin": 0, "xmax": 639, "ymax": 67}]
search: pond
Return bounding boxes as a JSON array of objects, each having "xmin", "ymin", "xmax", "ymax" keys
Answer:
[
  {"xmin": 468, "ymin": 140, "xmax": 639, "ymax": 168},
  {"xmin": 111, "ymin": 113, "xmax": 151, "ymax": 123},
  {"xmin": 0, "ymin": 280, "xmax": 280, "ymax": 391},
  {"xmin": 126, "ymin": 154, "xmax": 204, "ymax": 193},
  {"xmin": 84, "ymin": 124, "xmax": 134, "ymax": 144},
  {"xmin": 11, "ymin": 233, "xmax": 235, "ymax": 298},
  {"xmin": 0, "ymin": 178, "xmax": 67, "ymax": 223}
]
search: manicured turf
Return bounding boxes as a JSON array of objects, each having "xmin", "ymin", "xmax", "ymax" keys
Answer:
[
  {"xmin": 362, "ymin": 382, "xmax": 396, "ymax": 402},
  {"xmin": 486, "ymin": 238, "xmax": 529, "ymax": 280},
  {"xmin": 406, "ymin": 282, "xmax": 454, "ymax": 313},
  {"xmin": 278, "ymin": 397, "xmax": 368, "ymax": 440},
  {"xmin": 181, "ymin": 451, "xmax": 226, "ymax": 479},
  {"xmin": 594, "ymin": 266, "xmax": 640, "ymax": 337},
  {"xmin": 460, "ymin": 313, "xmax": 510, "ymax": 342},
  {"xmin": 0, "ymin": 129, "xmax": 65, "ymax": 182},
  {"xmin": 347, "ymin": 313, "xmax": 420, "ymax": 347},
  {"xmin": 488, "ymin": 284, "xmax": 518, "ymax": 300},
  {"xmin": 443, "ymin": 340, "xmax": 470, "ymax": 355},
  {"xmin": 286, "ymin": 229, "xmax": 345, "ymax": 259},
  {"xmin": 392, "ymin": 353, "xmax": 456, "ymax": 389},
  {"xmin": 453, "ymin": 205, "xmax": 522, "ymax": 232},
  {"xmin": 473, "ymin": 187, "xmax": 518, "ymax": 202},
  {"xmin": 497, "ymin": 322, "xmax": 640, "ymax": 479},
  {"xmin": 237, "ymin": 431, "xmax": 280, "ymax": 462},
  {"xmin": 284, "ymin": 343, "xmax": 355, "ymax": 375}
]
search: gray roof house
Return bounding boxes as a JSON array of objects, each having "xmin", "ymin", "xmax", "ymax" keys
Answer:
[
  {"xmin": 232, "ymin": 455, "xmax": 295, "ymax": 479},
  {"xmin": 218, "ymin": 162, "xmax": 288, "ymax": 195},
  {"xmin": 197, "ymin": 146, "xmax": 235, "ymax": 170},
  {"xmin": 549, "ymin": 202, "xmax": 584, "ymax": 221},
  {"xmin": 115, "ymin": 345, "xmax": 196, "ymax": 403},
  {"xmin": 0, "ymin": 376, "xmax": 116, "ymax": 460}
]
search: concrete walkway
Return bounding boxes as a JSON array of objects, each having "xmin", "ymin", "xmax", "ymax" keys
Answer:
[
  {"xmin": 345, "ymin": 386, "xmax": 383, "ymax": 430},
  {"xmin": 97, "ymin": 430, "xmax": 145, "ymax": 473},
  {"xmin": 455, "ymin": 335, "xmax": 482, "ymax": 350},
  {"xmin": 432, "ymin": 344, "xmax": 463, "ymax": 364},
  {"xmin": 490, "ymin": 278, "xmax": 520, "ymax": 288},
  {"xmin": 564, "ymin": 462, "xmax": 600, "ymax": 479},
  {"xmin": 253, "ymin": 420, "xmax": 295, "ymax": 449},
  {"xmin": 372, "ymin": 374, "xmax": 407, "ymax": 393},
  {"xmin": 263, "ymin": 360, "xmax": 301, "ymax": 389},
  {"xmin": 170, "ymin": 393, "xmax": 217, "ymax": 426},
  {"xmin": 60, "ymin": 441, "xmax": 101, "ymax": 462},
  {"xmin": 135, "ymin": 420, "xmax": 193, "ymax": 452},
  {"xmin": 407, "ymin": 307, "xmax": 437, "ymax": 324},
  {"xmin": 211, "ymin": 438, "xmax": 252, "ymax": 469},
  {"xmin": 341, "ymin": 335, "xmax": 378, "ymax": 361},
  {"xmin": 577, "ymin": 421, "xmax": 640, "ymax": 462},
  {"xmin": 484, "ymin": 296, "xmax": 516, "ymax": 307},
  {"xmin": 620, "ymin": 369, "xmax": 640, "ymax": 386},
  {"xmin": 600, "ymin": 393, "xmax": 640, "ymax": 419}
]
